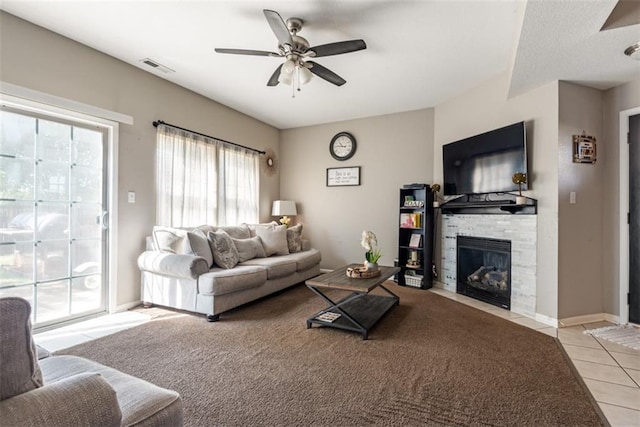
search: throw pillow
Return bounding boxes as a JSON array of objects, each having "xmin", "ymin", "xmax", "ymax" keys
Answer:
[
  {"xmin": 246, "ymin": 221, "xmax": 279, "ymax": 237},
  {"xmin": 286, "ymin": 223, "xmax": 304, "ymax": 253},
  {"xmin": 232, "ymin": 236, "xmax": 267, "ymax": 263},
  {"xmin": 219, "ymin": 224, "xmax": 251, "ymax": 239},
  {"xmin": 207, "ymin": 230, "xmax": 239, "ymax": 269},
  {"xmin": 153, "ymin": 226, "xmax": 190, "ymax": 254},
  {"xmin": 197, "ymin": 224, "xmax": 251, "ymax": 240},
  {"xmin": 0, "ymin": 297, "xmax": 43, "ymax": 400},
  {"xmin": 254, "ymin": 224, "xmax": 289, "ymax": 256},
  {"xmin": 187, "ymin": 229, "xmax": 214, "ymax": 267}
]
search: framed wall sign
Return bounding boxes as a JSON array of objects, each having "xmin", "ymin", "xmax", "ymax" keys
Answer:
[{"xmin": 326, "ymin": 166, "xmax": 361, "ymax": 187}]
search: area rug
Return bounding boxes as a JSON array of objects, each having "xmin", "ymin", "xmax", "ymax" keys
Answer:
[
  {"xmin": 59, "ymin": 284, "xmax": 605, "ymax": 426},
  {"xmin": 585, "ymin": 324, "xmax": 640, "ymax": 351}
]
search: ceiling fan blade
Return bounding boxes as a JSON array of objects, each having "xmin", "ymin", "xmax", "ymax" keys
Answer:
[
  {"xmin": 308, "ymin": 39, "xmax": 367, "ymax": 57},
  {"xmin": 267, "ymin": 64, "xmax": 283, "ymax": 86},
  {"xmin": 307, "ymin": 61, "xmax": 346, "ymax": 86},
  {"xmin": 263, "ymin": 9, "xmax": 293, "ymax": 47},
  {"xmin": 215, "ymin": 48, "xmax": 281, "ymax": 57}
]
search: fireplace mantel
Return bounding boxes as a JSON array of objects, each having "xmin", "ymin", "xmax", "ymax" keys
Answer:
[{"xmin": 440, "ymin": 194, "xmax": 537, "ymax": 215}]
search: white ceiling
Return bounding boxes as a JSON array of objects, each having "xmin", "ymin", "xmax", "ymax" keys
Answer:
[{"xmin": 2, "ymin": 0, "xmax": 639, "ymax": 129}]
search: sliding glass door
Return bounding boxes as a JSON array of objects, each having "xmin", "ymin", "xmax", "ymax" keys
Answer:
[{"xmin": 0, "ymin": 107, "xmax": 108, "ymax": 327}]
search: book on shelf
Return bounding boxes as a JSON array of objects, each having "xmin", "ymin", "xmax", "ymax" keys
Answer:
[
  {"xmin": 400, "ymin": 213, "xmax": 422, "ymax": 228},
  {"xmin": 409, "ymin": 233, "xmax": 422, "ymax": 248}
]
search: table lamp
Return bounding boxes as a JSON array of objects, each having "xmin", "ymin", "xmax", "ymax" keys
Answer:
[{"xmin": 272, "ymin": 200, "xmax": 297, "ymax": 227}]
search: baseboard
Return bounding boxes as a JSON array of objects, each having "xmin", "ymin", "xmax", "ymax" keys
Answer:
[
  {"xmin": 113, "ymin": 300, "xmax": 143, "ymax": 313},
  {"xmin": 604, "ymin": 313, "xmax": 620, "ymax": 324},
  {"xmin": 535, "ymin": 313, "xmax": 558, "ymax": 328},
  {"xmin": 559, "ymin": 312, "xmax": 619, "ymax": 327}
]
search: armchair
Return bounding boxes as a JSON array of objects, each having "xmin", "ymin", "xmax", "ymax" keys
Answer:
[{"xmin": 0, "ymin": 297, "xmax": 183, "ymax": 426}]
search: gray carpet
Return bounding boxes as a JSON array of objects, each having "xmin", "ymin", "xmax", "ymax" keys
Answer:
[{"xmin": 60, "ymin": 284, "xmax": 605, "ymax": 426}]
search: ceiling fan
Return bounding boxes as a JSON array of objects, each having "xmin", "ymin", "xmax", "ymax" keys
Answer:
[{"xmin": 215, "ymin": 9, "xmax": 366, "ymax": 91}]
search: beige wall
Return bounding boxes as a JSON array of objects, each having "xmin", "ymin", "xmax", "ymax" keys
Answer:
[
  {"xmin": 557, "ymin": 82, "xmax": 604, "ymax": 318},
  {"xmin": 280, "ymin": 109, "xmax": 434, "ymax": 269},
  {"xmin": 0, "ymin": 12, "xmax": 280, "ymax": 308},
  {"xmin": 433, "ymin": 71, "xmax": 560, "ymax": 320},
  {"xmin": 602, "ymin": 77, "xmax": 640, "ymax": 317}
]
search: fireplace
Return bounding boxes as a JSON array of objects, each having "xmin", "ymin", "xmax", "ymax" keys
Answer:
[{"xmin": 456, "ymin": 236, "xmax": 511, "ymax": 309}]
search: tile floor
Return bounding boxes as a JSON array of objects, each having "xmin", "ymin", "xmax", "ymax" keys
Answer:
[{"xmin": 34, "ymin": 287, "xmax": 640, "ymax": 426}]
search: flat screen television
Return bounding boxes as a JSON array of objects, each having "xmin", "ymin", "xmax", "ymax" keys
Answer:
[{"xmin": 443, "ymin": 121, "xmax": 527, "ymax": 196}]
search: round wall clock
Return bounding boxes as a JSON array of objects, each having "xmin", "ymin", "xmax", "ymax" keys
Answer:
[{"xmin": 329, "ymin": 132, "xmax": 357, "ymax": 161}]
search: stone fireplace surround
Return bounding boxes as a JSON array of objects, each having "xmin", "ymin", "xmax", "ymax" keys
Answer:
[{"xmin": 439, "ymin": 214, "xmax": 537, "ymax": 319}]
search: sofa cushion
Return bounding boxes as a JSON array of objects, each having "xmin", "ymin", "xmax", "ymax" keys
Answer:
[
  {"xmin": 207, "ymin": 230, "xmax": 239, "ymax": 269},
  {"xmin": 278, "ymin": 248, "xmax": 322, "ymax": 272},
  {"xmin": 232, "ymin": 236, "xmax": 266, "ymax": 263},
  {"xmin": 286, "ymin": 223, "xmax": 304, "ymax": 253},
  {"xmin": 0, "ymin": 297, "xmax": 43, "ymax": 401},
  {"xmin": 254, "ymin": 224, "xmax": 289, "ymax": 256},
  {"xmin": 198, "ymin": 266, "xmax": 267, "ymax": 296},
  {"xmin": 240, "ymin": 257, "xmax": 297, "ymax": 279},
  {"xmin": 40, "ymin": 355, "xmax": 182, "ymax": 426},
  {"xmin": 187, "ymin": 229, "xmax": 214, "ymax": 267}
]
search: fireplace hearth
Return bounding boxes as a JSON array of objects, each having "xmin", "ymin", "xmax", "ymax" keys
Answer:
[{"xmin": 457, "ymin": 236, "xmax": 511, "ymax": 309}]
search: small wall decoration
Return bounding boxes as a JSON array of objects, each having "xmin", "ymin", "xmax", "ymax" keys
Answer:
[
  {"xmin": 326, "ymin": 166, "xmax": 360, "ymax": 186},
  {"xmin": 573, "ymin": 132, "xmax": 596, "ymax": 164}
]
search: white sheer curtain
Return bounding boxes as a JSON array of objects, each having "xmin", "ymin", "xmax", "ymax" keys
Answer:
[{"xmin": 156, "ymin": 124, "xmax": 259, "ymax": 227}]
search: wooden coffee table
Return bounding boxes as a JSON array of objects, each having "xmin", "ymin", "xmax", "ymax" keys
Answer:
[{"xmin": 305, "ymin": 264, "xmax": 401, "ymax": 340}]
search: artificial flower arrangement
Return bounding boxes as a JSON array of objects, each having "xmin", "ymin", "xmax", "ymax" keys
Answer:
[
  {"xmin": 361, "ymin": 230, "xmax": 382, "ymax": 265},
  {"xmin": 512, "ymin": 172, "xmax": 527, "ymax": 196},
  {"xmin": 279, "ymin": 216, "xmax": 292, "ymax": 227}
]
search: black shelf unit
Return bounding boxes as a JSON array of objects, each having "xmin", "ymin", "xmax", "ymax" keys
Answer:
[{"xmin": 398, "ymin": 184, "xmax": 434, "ymax": 289}]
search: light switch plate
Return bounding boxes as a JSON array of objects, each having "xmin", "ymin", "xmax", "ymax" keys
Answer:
[
  {"xmin": 128, "ymin": 191, "xmax": 136, "ymax": 203},
  {"xmin": 569, "ymin": 192, "xmax": 576, "ymax": 204}
]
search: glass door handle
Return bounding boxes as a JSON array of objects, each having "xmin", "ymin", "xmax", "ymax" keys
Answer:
[{"xmin": 99, "ymin": 211, "xmax": 109, "ymax": 230}]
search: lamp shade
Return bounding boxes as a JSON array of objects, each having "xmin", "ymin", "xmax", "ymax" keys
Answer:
[
  {"xmin": 278, "ymin": 59, "xmax": 295, "ymax": 85},
  {"xmin": 299, "ymin": 67, "xmax": 313, "ymax": 85},
  {"xmin": 272, "ymin": 200, "xmax": 297, "ymax": 216}
]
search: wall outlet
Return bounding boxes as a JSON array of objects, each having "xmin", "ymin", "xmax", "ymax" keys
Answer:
[{"xmin": 128, "ymin": 191, "xmax": 136, "ymax": 203}]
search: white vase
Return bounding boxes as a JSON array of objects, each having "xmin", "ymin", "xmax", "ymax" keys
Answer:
[
  {"xmin": 364, "ymin": 261, "xmax": 379, "ymax": 271},
  {"xmin": 516, "ymin": 195, "xmax": 527, "ymax": 205}
]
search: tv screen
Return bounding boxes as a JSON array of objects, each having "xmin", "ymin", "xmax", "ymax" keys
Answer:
[{"xmin": 443, "ymin": 121, "xmax": 527, "ymax": 196}]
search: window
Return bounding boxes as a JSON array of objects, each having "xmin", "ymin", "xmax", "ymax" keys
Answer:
[{"xmin": 155, "ymin": 124, "xmax": 259, "ymax": 227}]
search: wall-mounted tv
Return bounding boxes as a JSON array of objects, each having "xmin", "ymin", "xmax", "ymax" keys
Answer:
[{"xmin": 443, "ymin": 121, "xmax": 527, "ymax": 196}]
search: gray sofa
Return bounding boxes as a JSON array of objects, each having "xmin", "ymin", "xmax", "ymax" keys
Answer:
[
  {"xmin": 0, "ymin": 297, "xmax": 183, "ymax": 427},
  {"xmin": 137, "ymin": 222, "xmax": 321, "ymax": 321}
]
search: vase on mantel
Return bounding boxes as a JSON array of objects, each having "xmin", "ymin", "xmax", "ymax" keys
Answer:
[{"xmin": 364, "ymin": 261, "xmax": 379, "ymax": 272}]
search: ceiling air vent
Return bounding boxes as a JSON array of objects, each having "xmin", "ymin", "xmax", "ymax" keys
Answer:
[{"xmin": 139, "ymin": 58, "xmax": 175, "ymax": 74}]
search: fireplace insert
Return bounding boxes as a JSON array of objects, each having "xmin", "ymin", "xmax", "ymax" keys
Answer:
[{"xmin": 456, "ymin": 235, "xmax": 511, "ymax": 309}]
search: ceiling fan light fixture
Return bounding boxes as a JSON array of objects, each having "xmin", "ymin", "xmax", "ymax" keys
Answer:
[
  {"xmin": 624, "ymin": 42, "xmax": 640, "ymax": 60},
  {"xmin": 278, "ymin": 59, "xmax": 296, "ymax": 85},
  {"xmin": 299, "ymin": 67, "xmax": 313, "ymax": 85},
  {"xmin": 278, "ymin": 72, "xmax": 293, "ymax": 85}
]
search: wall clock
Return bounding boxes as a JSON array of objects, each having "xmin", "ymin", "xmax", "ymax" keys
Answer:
[{"xmin": 330, "ymin": 132, "xmax": 357, "ymax": 161}]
